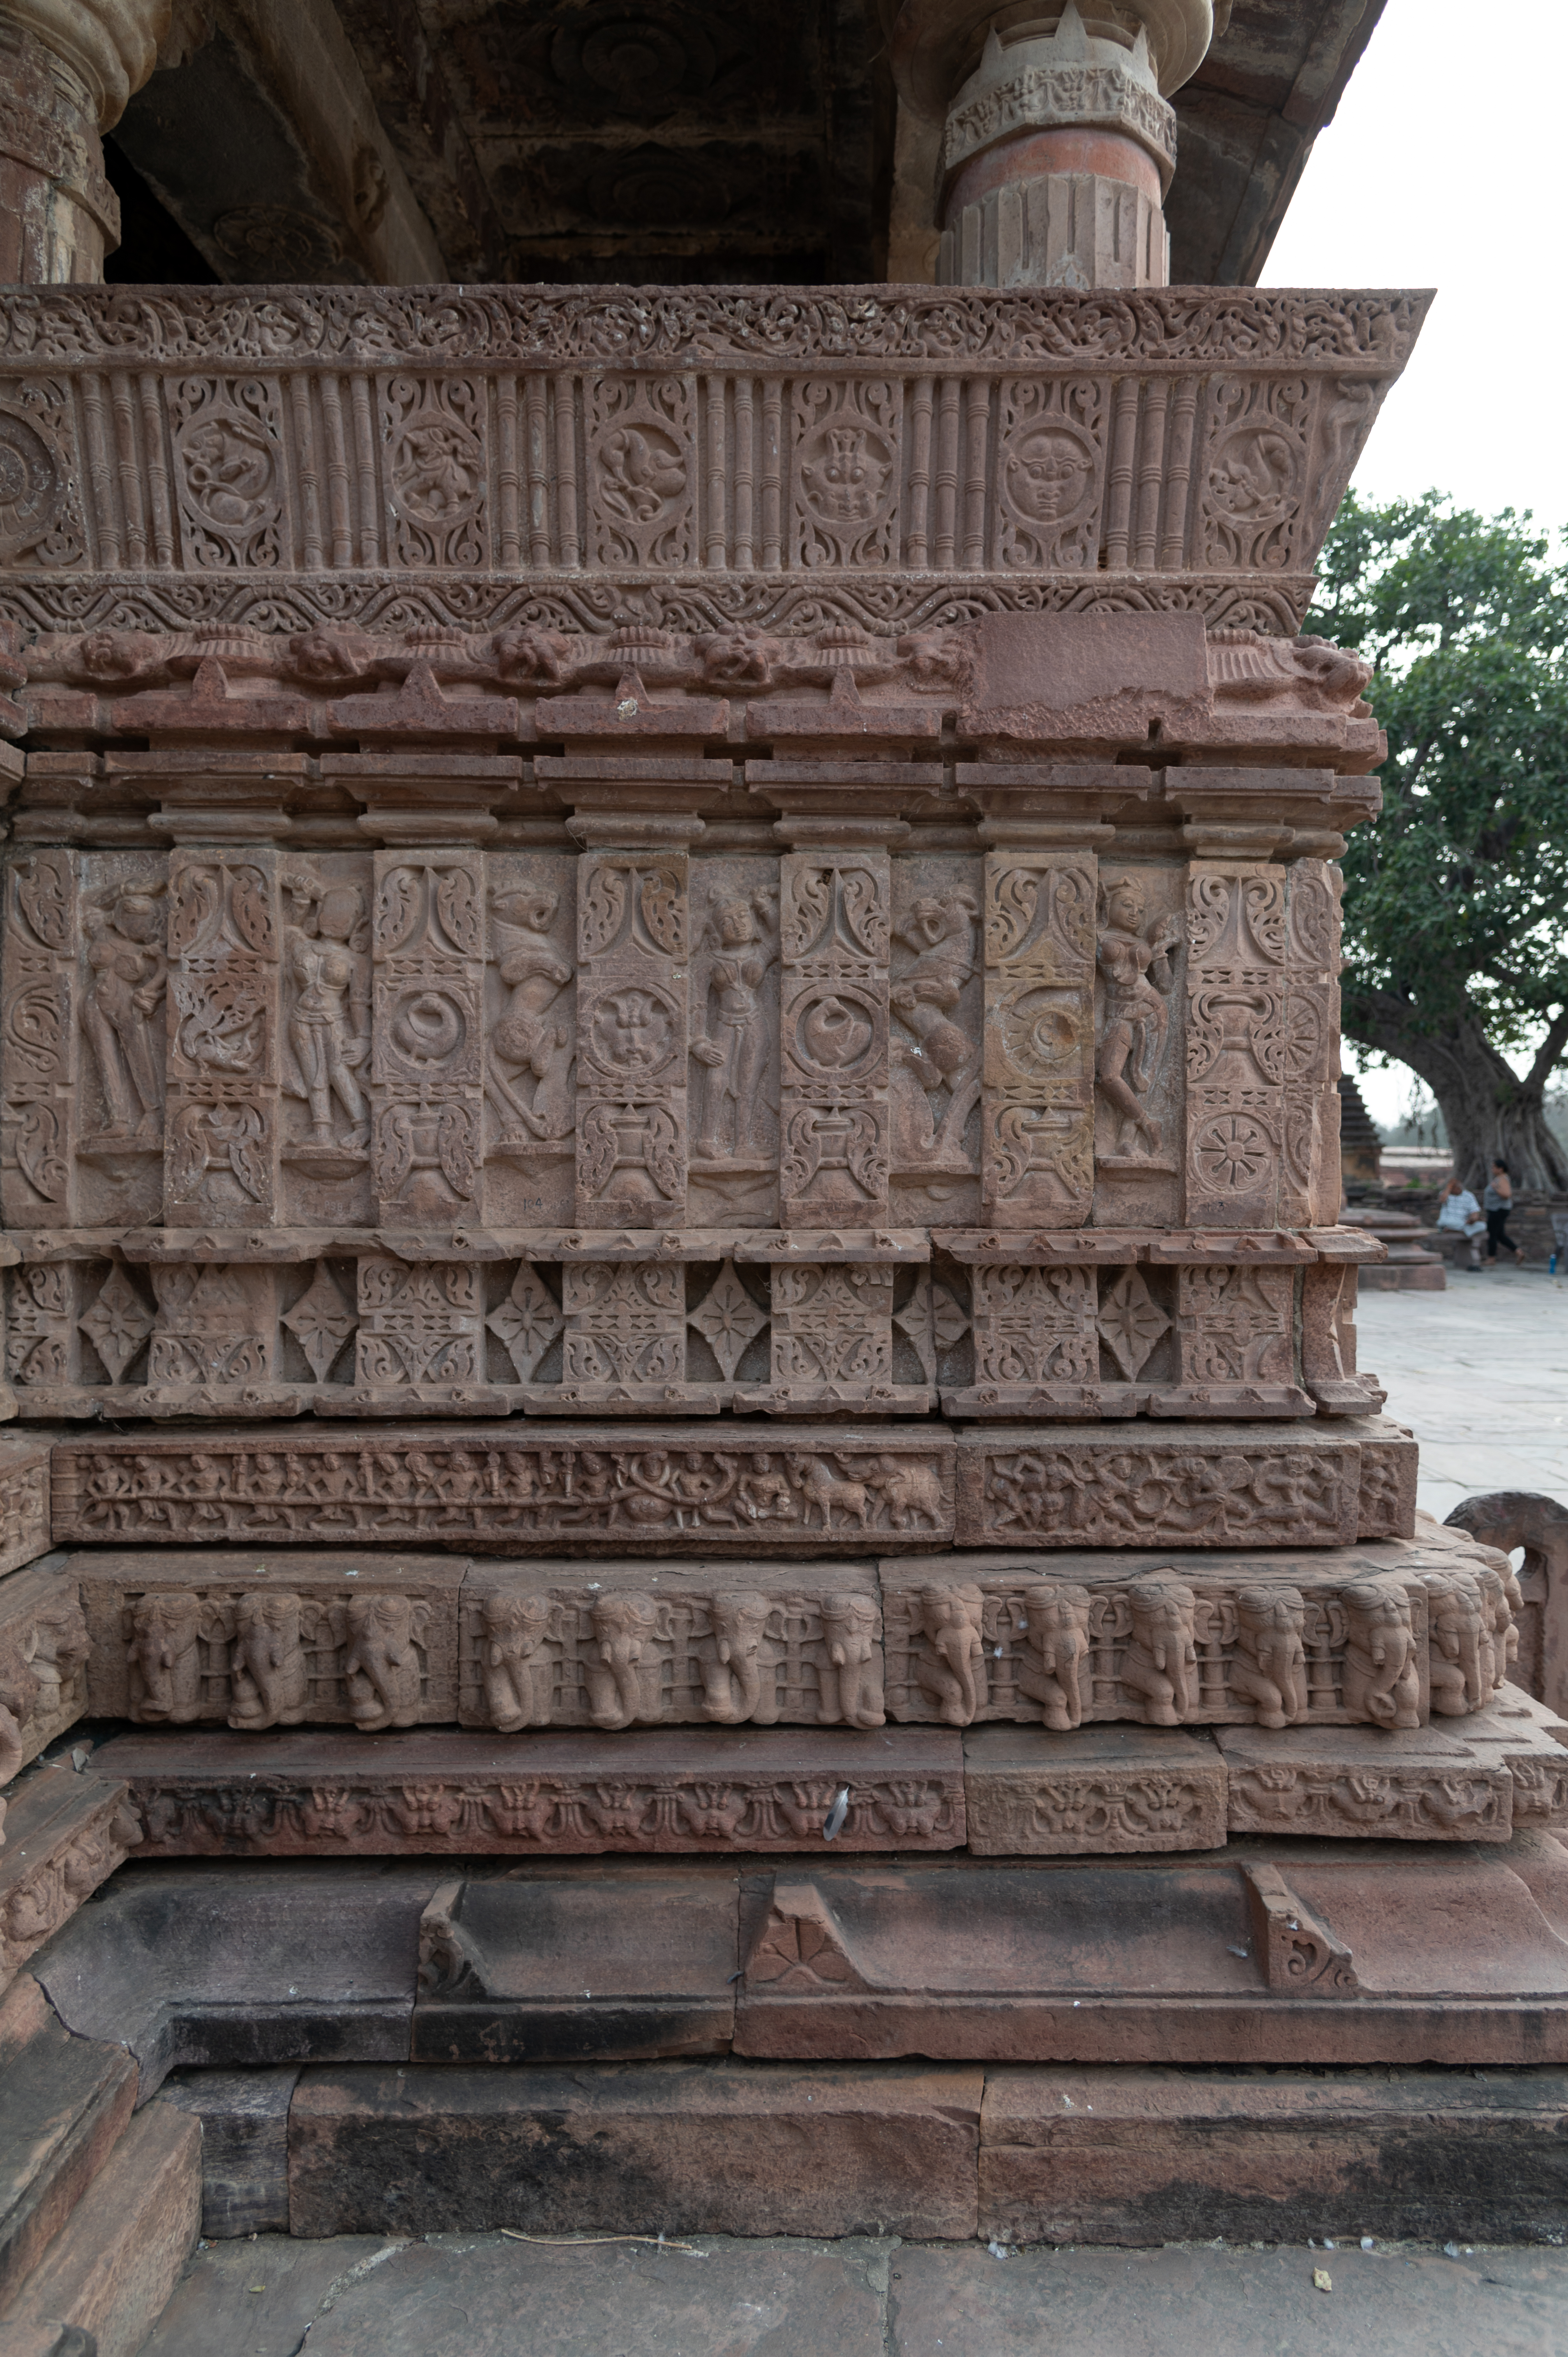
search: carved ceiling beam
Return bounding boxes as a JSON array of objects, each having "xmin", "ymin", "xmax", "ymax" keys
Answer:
[{"xmin": 108, "ymin": 0, "xmax": 446, "ymax": 286}]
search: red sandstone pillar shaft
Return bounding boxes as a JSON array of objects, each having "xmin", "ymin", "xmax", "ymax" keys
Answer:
[
  {"xmin": 892, "ymin": 0, "xmax": 1222, "ymax": 290},
  {"xmin": 0, "ymin": 0, "xmax": 168, "ymax": 282}
]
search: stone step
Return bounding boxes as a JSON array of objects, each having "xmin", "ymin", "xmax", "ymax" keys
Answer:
[
  {"xmin": 2, "ymin": 2104, "xmax": 200, "ymax": 2357},
  {"xmin": 275, "ymin": 2056, "xmax": 1568, "ymax": 2247},
  {"xmin": 90, "ymin": 1690, "xmax": 1568, "ymax": 1860},
  {"xmin": 0, "ymin": 1765, "xmax": 141, "ymax": 1994},
  {"xmin": 25, "ymin": 1842, "xmax": 1568, "ymax": 2077},
  {"xmin": 0, "ymin": 1974, "xmax": 134, "ymax": 2316}
]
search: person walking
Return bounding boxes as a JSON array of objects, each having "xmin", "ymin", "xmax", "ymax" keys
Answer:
[
  {"xmin": 1483, "ymin": 1159, "xmax": 1525, "ymax": 1267},
  {"xmin": 1436, "ymin": 1174, "xmax": 1487, "ymax": 1269}
]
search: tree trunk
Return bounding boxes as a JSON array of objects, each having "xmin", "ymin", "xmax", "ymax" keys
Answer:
[{"xmin": 1342, "ymin": 982, "xmax": 1568, "ymax": 1194}]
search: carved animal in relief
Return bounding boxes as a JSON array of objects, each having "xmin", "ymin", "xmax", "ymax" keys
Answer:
[
  {"xmin": 698, "ymin": 1591, "xmax": 779, "ymax": 1725},
  {"xmin": 818, "ymin": 1593, "xmax": 885, "ymax": 1729},
  {"xmin": 127, "ymin": 1592, "xmax": 205, "ymax": 1723},
  {"xmin": 480, "ymin": 1592, "xmax": 554, "ymax": 1732},
  {"xmin": 1341, "ymin": 1577, "xmax": 1421, "ymax": 1729},
  {"xmin": 914, "ymin": 1582, "xmax": 987, "ymax": 1726},
  {"xmin": 227, "ymin": 1590, "xmax": 309, "ymax": 1730},
  {"xmin": 1230, "ymin": 1585, "xmax": 1309, "ymax": 1728},
  {"xmin": 1014, "ymin": 1581, "xmax": 1092, "ymax": 1730},
  {"xmin": 1120, "ymin": 1578, "xmax": 1198, "ymax": 1724},
  {"xmin": 339, "ymin": 1594, "xmax": 424, "ymax": 1731}
]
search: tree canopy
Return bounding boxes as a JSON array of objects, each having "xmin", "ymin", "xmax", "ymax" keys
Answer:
[{"xmin": 1306, "ymin": 492, "xmax": 1568, "ymax": 1191}]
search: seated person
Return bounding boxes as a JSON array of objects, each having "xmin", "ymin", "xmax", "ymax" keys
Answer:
[{"xmin": 1435, "ymin": 1174, "xmax": 1486, "ymax": 1269}]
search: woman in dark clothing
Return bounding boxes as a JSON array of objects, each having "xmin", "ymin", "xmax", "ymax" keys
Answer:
[{"xmin": 1483, "ymin": 1159, "xmax": 1524, "ymax": 1265}]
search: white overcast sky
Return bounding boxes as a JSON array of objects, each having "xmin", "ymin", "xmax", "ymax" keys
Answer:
[{"xmin": 1259, "ymin": 0, "xmax": 1568, "ymax": 1124}]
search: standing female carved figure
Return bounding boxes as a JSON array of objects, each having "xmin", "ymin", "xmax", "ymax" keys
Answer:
[
  {"xmin": 79, "ymin": 885, "xmax": 166, "ymax": 1140},
  {"xmin": 282, "ymin": 874, "xmax": 369, "ymax": 1149},
  {"xmin": 1095, "ymin": 877, "xmax": 1180, "ymax": 1159},
  {"xmin": 691, "ymin": 890, "xmax": 775, "ymax": 1161}
]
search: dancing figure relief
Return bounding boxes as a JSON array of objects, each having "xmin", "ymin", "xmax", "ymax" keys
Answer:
[
  {"xmin": 1095, "ymin": 876, "xmax": 1180, "ymax": 1165},
  {"xmin": 890, "ymin": 890, "xmax": 980, "ymax": 1170},
  {"xmin": 488, "ymin": 885, "xmax": 576, "ymax": 1147}
]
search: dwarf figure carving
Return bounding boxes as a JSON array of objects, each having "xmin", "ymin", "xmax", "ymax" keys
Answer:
[
  {"xmin": 584, "ymin": 1592, "xmax": 662, "ymax": 1730},
  {"xmin": 227, "ymin": 1590, "xmax": 309, "ymax": 1730},
  {"xmin": 1231, "ymin": 1585, "xmax": 1309, "ymax": 1729},
  {"xmin": 818, "ymin": 1593, "xmax": 885, "ymax": 1730},
  {"xmin": 914, "ymin": 1582, "xmax": 987, "ymax": 1726},
  {"xmin": 480, "ymin": 1592, "xmax": 554, "ymax": 1732},
  {"xmin": 127, "ymin": 1592, "xmax": 205, "ymax": 1723},
  {"xmin": 1342, "ymin": 1576, "xmax": 1421, "ymax": 1728},
  {"xmin": 699, "ymin": 1591, "xmax": 779, "ymax": 1726},
  {"xmin": 1120, "ymin": 1578, "xmax": 1198, "ymax": 1725},
  {"xmin": 1014, "ymin": 1581, "xmax": 1092, "ymax": 1730},
  {"xmin": 341, "ymin": 1594, "xmax": 424, "ymax": 1731},
  {"xmin": 1421, "ymin": 1569, "xmax": 1489, "ymax": 1717}
]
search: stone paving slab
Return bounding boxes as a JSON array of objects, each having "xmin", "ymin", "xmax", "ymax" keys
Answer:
[
  {"xmin": 134, "ymin": 2233, "xmax": 1568, "ymax": 2357},
  {"xmin": 1358, "ymin": 1274, "xmax": 1568, "ymax": 1521}
]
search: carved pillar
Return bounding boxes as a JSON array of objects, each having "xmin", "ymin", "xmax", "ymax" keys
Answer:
[
  {"xmin": 892, "ymin": 0, "xmax": 1218, "ymax": 290},
  {"xmin": 0, "ymin": 1, "xmax": 168, "ymax": 282}
]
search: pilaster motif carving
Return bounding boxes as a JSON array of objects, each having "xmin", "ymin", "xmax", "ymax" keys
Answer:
[
  {"xmin": 779, "ymin": 850, "xmax": 891, "ymax": 1227},
  {"xmin": 982, "ymin": 851, "xmax": 1095, "ymax": 1226},
  {"xmin": 576, "ymin": 846, "xmax": 690, "ymax": 1226},
  {"xmin": 165, "ymin": 849, "xmax": 279, "ymax": 1226},
  {"xmin": 371, "ymin": 853, "xmax": 484, "ymax": 1223}
]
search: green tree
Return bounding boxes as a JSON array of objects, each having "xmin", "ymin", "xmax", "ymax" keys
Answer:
[{"xmin": 1307, "ymin": 493, "xmax": 1568, "ymax": 1193}]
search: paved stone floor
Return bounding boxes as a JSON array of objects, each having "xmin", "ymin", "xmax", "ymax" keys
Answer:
[
  {"xmin": 135, "ymin": 2230, "xmax": 1568, "ymax": 2355},
  {"xmin": 1359, "ymin": 1268, "xmax": 1568, "ymax": 1521}
]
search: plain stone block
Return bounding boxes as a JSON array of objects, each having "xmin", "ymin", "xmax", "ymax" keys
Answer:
[
  {"xmin": 289, "ymin": 2060, "xmax": 984, "ymax": 2241},
  {"xmin": 0, "ymin": 1975, "xmax": 135, "ymax": 2313},
  {"xmin": 6, "ymin": 2104, "xmax": 200, "ymax": 2357},
  {"xmin": 156, "ymin": 2069, "xmax": 298, "ymax": 2238}
]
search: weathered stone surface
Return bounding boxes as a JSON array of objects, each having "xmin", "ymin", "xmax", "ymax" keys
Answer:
[
  {"xmin": 458, "ymin": 1558, "xmax": 885, "ymax": 1732},
  {"xmin": 0, "ymin": 1972, "xmax": 134, "ymax": 2316},
  {"xmin": 0, "ymin": 1446, "xmax": 53, "ymax": 1580},
  {"xmin": 883, "ymin": 1542, "xmax": 1446, "ymax": 1729},
  {"xmin": 0, "ymin": 1555, "xmax": 87, "ymax": 1779},
  {"xmin": 50, "ymin": 1426, "xmax": 956, "ymax": 1553},
  {"xmin": 32, "ymin": 1859, "xmax": 440, "ymax": 2098},
  {"xmin": 0, "ymin": 1764, "xmax": 139, "ymax": 1991},
  {"xmin": 0, "ymin": 291, "xmax": 1426, "ymax": 644},
  {"xmin": 953, "ymin": 1420, "xmax": 1414, "ymax": 1549},
  {"xmin": 5, "ymin": 2102, "xmax": 199, "ymax": 2357},
  {"xmin": 96, "ymin": 1726, "xmax": 967, "ymax": 1857},
  {"xmin": 413, "ymin": 1865, "xmax": 737, "ymax": 2063},
  {"xmin": 155, "ymin": 2067, "xmax": 298, "ymax": 2239},
  {"xmin": 1218, "ymin": 1722, "xmax": 1517, "ymax": 1843},
  {"xmin": 978, "ymin": 2065, "xmax": 1568, "ymax": 2247},
  {"xmin": 962, "ymin": 1724, "xmax": 1227, "ymax": 1855},
  {"xmin": 733, "ymin": 1841, "xmax": 1568, "ymax": 2063},
  {"xmin": 77, "ymin": 1550, "xmax": 466, "ymax": 1730},
  {"xmin": 889, "ymin": 2239, "xmax": 1568, "ymax": 2356},
  {"xmin": 288, "ymin": 2059, "xmax": 984, "ymax": 2240}
]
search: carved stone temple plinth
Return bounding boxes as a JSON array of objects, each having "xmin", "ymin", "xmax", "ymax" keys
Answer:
[{"xmin": 3, "ymin": 265, "xmax": 1567, "ymax": 2267}]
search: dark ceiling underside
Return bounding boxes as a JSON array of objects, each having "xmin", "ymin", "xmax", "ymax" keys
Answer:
[{"xmin": 106, "ymin": 0, "xmax": 1386, "ymax": 288}]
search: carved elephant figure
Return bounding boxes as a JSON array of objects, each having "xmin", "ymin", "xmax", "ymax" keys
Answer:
[
  {"xmin": 127, "ymin": 1592, "xmax": 205, "ymax": 1723},
  {"xmin": 340, "ymin": 1594, "xmax": 424, "ymax": 1731},
  {"xmin": 1120, "ymin": 1578, "xmax": 1198, "ymax": 1726},
  {"xmin": 584, "ymin": 1592, "xmax": 663, "ymax": 1730},
  {"xmin": 818, "ymin": 1593, "xmax": 885, "ymax": 1730},
  {"xmin": 1475, "ymin": 1560, "xmax": 1519, "ymax": 1693},
  {"xmin": 914, "ymin": 1583, "xmax": 987, "ymax": 1726},
  {"xmin": 1014, "ymin": 1582, "xmax": 1092, "ymax": 1731},
  {"xmin": 1341, "ymin": 1576, "xmax": 1421, "ymax": 1728},
  {"xmin": 480, "ymin": 1592, "xmax": 554, "ymax": 1733},
  {"xmin": 1230, "ymin": 1585, "xmax": 1309, "ymax": 1728},
  {"xmin": 1421, "ymin": 1569, "xmax": 1490, "ymax": 1716},
  {"xmin": 699, "ymin": 1592, "xmax": 778, "ymax": 1726},
  {"xmin": 0, "ymin": 1632, "xmax": 38, "ymax": 1793},
  {"xmin": 228, "ymin": 1590, "xmax": 309, "ymax": 1730},
  {"xmin": 21, "ymin": 1598, "xmax": 89, "ymax": 1723}
]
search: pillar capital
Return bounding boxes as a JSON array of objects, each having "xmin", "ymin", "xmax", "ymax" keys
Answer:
[
  {"xmin": 892, "ymin": 1, "xmax": 1223, "ymax": 290},
  {"xmin": 0, "ymin": 0, "xmax": 168, "ymax": 280},
  {"xmin": 0, "ymin": 0, "xmax": 168, "ymax": 126}
]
